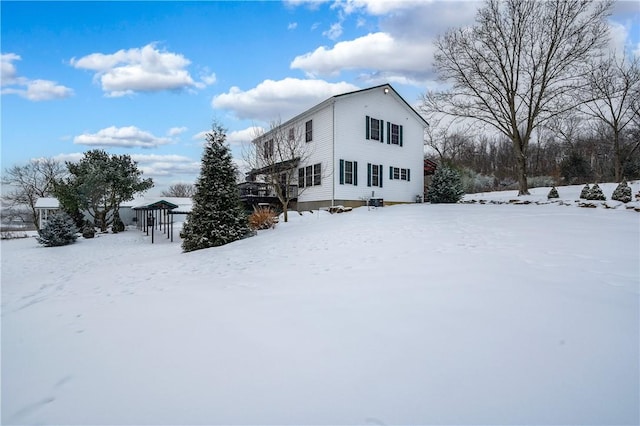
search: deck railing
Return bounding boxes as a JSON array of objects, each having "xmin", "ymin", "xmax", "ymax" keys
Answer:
[{"xmin": 238, "ymin": 182, "xmax": 298, "ymax": 201}]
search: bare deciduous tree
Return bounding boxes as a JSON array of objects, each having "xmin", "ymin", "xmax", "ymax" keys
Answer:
[
  {"xmin": 243, "ymin": 119, "xmax": 317, "ymax": 223},
  {"xmin": 2, "ymin": 158, "xmax": 66, "ymax": 229},
  {"xmin": 161, "ymin": 183, "xmax": 196, "ymax": 198},
  {"xmin": 581, "ymin": 53, "xmax": 640, "ymax": 181},
  {"xmin": 422, "ymin": 0, "xmax": 612, "ymax": 195}
]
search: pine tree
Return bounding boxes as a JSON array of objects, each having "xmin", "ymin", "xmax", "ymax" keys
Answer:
[
  {"xmin": 181, "ymin": 124, "xmax": 252, "ymax": 253},
  {"xmin": 37, "ymin": 211, "xmax": 79, "ymax": 247},
  {"xmin": 427, "ymin": 165, "xmax": 464, "ymax": 203},
  {"xmin": 547, "ymin": 186, "xmax": 559, "ymax": 199},
  {"xmin": 587, "ymin": 183, "xmax": 606, "ymax": 200},
  {"xmin": 580, "ymin": 184, "xmax": 590, "ymax": 199},
  {"xmin": 611, "ymin": 180, "xmax": 632, "ymax": 203}
]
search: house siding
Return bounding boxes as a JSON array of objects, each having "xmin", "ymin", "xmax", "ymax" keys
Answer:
[
  {"xmin": 295, "ymin": 105, "xmax": 334, "ymax": 205},
  {"xmin": 333, "ymin": 87, "xmax": 425, "ymax": 204}
]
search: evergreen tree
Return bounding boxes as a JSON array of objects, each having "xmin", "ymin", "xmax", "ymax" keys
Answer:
[
  {"xmin": 181, "ymin": 124, "xmax": 251, "ymax": 253},
  {"xmin": 587, "ymin": 183, "xmax": 606, "ymax": 200},
  {"xmin": 580, "ymin": 184, "xmax": 591, "ymax": 199},
  {"xmin": 611, "ymin": 180, "xmax": 632, "ymax": 202},
  {"xmin": 37, "ymin": 211, "xmax": 79, "ymax": 247},
  {"xmin": 547, "ymin": 186, "xmax": 559, "ymax": 199},
  {"xmin": 427, "ymin": 165, "xmax": 464, "ymax": 203}
]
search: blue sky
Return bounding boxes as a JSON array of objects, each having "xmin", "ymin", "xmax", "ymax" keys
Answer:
[{"xmin": 2, "ymin": 1, "xmax": 639, "ymax": 194}]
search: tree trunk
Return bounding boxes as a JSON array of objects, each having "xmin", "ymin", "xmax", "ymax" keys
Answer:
[
  {"xmin": 514, "ymin": 137, "xmax": 530, "ymax": 195},
  {"xmin": 282, "ymin": 200, "xmax": 289, "ymax": 223},
  {"xmin": 613, "ymin": 130, "xmax": 622, "ymax": 182}
]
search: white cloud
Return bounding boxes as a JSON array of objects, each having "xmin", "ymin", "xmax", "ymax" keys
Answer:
[
  {"xmin": 167, "ymin": 127, "xmax": 188, "ymax": 137},
  {"xmin": 227, "ymin": 127, "xmax": 265, "ymax": 145},
  {"xmin": 323, "ymin": 22, "xmax": 343, "ymax": 40},
  {"xmin": 200, "ymin": 72, "xmax": 217, "ymax": 86},
  {"xmin": 1, "ymin": 53, "xmax": 21, "ymax": 85},
  {"xmin": 334, "ymin": 0, "xmax": 425, "ymax": 16},
  {"xmin": 290, "ymin": 32, "xmax": 433, "ymax": 77},
  {"xmin": 70, "ymin": 43, "xmax": 214, "ymax": 97},
  {"xmin": 73, "ymin": 126, "xmax": 173, "ymax": 149},
  {"xmin": 211, "ymin": 78, "xmax": 359, "ymax": 121},
  {"xmin": 1, "ymin": 53, "xmax": 74, "ymax": 101},
  {"xmin": 288, "ymin": 22, "xmax": 298, "ymax": 30},
  {"xmin": 192, "ymin": 126, "xmax": 265, "ymax": 146},
  {"xmin": 284, "ymin": 0, "xmax": 330, "ymax": 10},
  {"xmin": 50, "ymin": 152, "xmax": 200, "ymax": 179},
  {"xmin": 192, "ymin": 130, "xmax": 210, "ymax": 141},
  {"xmin": 131, "ymin": 154, "xmax": 201, "ymax": 177}
]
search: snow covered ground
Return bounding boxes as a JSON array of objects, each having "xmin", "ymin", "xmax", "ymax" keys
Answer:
[{"xmin": 2, "ymin": 183, "xmax": 639, "ymax": 425}]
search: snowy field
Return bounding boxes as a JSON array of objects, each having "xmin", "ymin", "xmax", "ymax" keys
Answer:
[{"xmin": 2, "ymin": 183, "xmax": 639, "ymax": 425}]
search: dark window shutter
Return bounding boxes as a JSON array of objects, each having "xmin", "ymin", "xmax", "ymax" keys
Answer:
[
  {"xmin": 379, "ymin": 164, "xmax": 383, "ymax": 187},
  {"xmin": 400, "ymin": 125, "xmax": 403, "ymax": 147},
  {"xmin": 354, "ymin": 161, "xmax": 358, "ymax": 186},
  {"xmin": 380, "ymin": 120, "xmax": 384, "ymax": 143},
  {"xmin": 386, "ymin": 122, "xmax": 391, "ymax": 144},
  {"xmin": 365, "ymin": 116, "xmax": 370, "ymax": 140},
  {"xmin": 367, "ymin": 163, "xmax": 371, "ymax": 187},
  {"xmin": 298, "ymin": 168, "xmax": 305, "ymax": 188},
  {"xmin": 407, "ymin": 168, "xmax": 411, "ymax": 181},
  {"xmin": 389, "ymin": 166, "xmax": 393, "ymax": 180},
  {"xmin": 339, "ymin": 159, "xmax": 344, "ymax": 185}
]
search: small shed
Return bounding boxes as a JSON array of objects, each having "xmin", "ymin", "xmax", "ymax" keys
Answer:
[{"xmin": 34, "ymin": 197, "xmax": 60, "ymax": 229}]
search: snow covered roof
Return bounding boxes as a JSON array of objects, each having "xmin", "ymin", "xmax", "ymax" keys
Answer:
[
  {"xmin": 35, "ymin": 197, "xmax": 60, "ymax": 209},
  {"xmin": 129, "ymin": 197, "xmax": 193, "ymax": 213}
]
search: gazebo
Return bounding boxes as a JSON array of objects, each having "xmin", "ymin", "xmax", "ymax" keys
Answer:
[{"xmin": 132, "ymin": 199, "xmax": 179, "ymax": 243}]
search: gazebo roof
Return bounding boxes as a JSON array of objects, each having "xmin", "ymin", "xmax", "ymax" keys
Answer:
[{"xmin": 131, "ymin": 199, "xmax": 179, "ymax": 210}]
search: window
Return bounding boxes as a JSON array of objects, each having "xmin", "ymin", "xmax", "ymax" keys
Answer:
[
  {"xmin": 365, "ymin": 116, "xmax": 384, "ymax": 142},
  {"xmin": 389, "ymin": 166, "xmax": 411, "ymax": 181},
  {"xmin": 298, "ymin": 163, "xmax": 322, "ymax": 187},
  {"xmin": 305, "ymin": 120, "xmax": 313, "ymax": 142},
  {"xmin": 288, "ymin": 128, "xmax": 295, "ymax": 141},
  {"xmin": 313, "ymin": 163, "xmax": 321, "ymax": 186},
  {"xmin": 264, "ymin": 139, "xmax": 274, "ymax": 158},
  {"xmin": 390, "ymin": 124, "xmax": 400, "ymax": 145},
  {"xmin": 386, "ymin": 122, "xmax": 403, "ymax": 146},
  {"xmin": 305, "ymin": 165, "xmax": 313, "ymax": 187},
  {"xmin": 393, "ymin": 167, "xmax": 400, "ymax": 180},
  {"xmin": 367, "ymin": 163, "xmax": 383, "ymax": 187},
  {"xmin": 345, "ymin": 161, "xmax": 353, "ymax": 184},
  {"xmin": 298, "ymin": 168, "xmax": 305, "ymax": 189},
  {"xmin": 339, "ymin": 160, "xmax": 358, "ymax": 185}
]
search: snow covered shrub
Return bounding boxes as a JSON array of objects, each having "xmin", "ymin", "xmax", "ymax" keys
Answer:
[
  {"xmin": 428, "ymin": 166, "xmax": 464, "ymax": 203},
  {"xmin": 460, "ymin": 168, "xmax": 495, "ymax": 194},
  {"xmin": 587, "ymin": 183, "xmax": 606, "ymax": 200},
  {"xmin": 580, "ymin": 184, "xmax": 590, "ymax": 199},
  {"xmin": 528, "ymin": 176, "xmax": 555, "ymax": 188},
  {"xmin": 611, "ymin": 180, "xmax": 632, "ymax": 203},
  {"xmin": 547, "ymin": 187, "xmax": 559, "ymax": 199},
  {"xmin": 82, "ymin": 223, "xmax": 96, "ymax": 239},
  {"xmin": 249, "ymin": 206, "xmax": 277, "ymax": 230},
  {"xmin": 37, "ymin": 211, "xmax": 79, "ymax": 247},
  {"xmin": 111, "ymin": 212, "xmax": 125, "ymax": 233}
]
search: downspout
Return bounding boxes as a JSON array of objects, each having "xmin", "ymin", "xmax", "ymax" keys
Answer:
[{"xmin": 332, "ymin": 100, "xmax": 335, "ymax": 207}]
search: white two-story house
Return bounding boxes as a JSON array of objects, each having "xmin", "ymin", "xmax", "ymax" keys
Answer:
[{"xmin": 245, "ymin": 84, "xmax": 428, "ymax": 211}]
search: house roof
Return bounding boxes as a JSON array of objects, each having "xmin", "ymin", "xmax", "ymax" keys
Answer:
[
  {"xmin": 35, "ymin": 197, "xmax": 60, "ymax": 209},
  {"xmin": 256, "ymin": 83, "xmax": 428, "ymax": 141}
]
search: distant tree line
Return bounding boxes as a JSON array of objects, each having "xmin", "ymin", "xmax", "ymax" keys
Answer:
[
  {"xmin": 425, "ymin": 115, "xmax": 640, "ymax": 194},
  {"xmin": 422, "ymin": 0, "xmax": 639, "ymax": 195}
]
